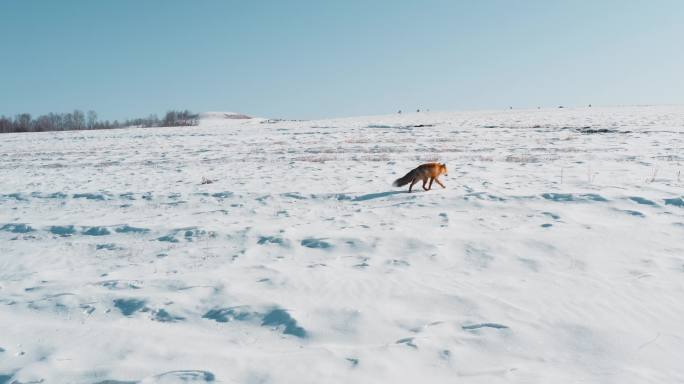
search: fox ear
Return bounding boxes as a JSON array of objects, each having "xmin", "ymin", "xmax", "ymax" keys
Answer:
[{"xmin": 442, "ymin": 163, "xmax": 446, "ymax": 167}]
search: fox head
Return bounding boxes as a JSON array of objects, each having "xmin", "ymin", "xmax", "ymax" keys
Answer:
[{"xmin": 441, "ymin": 163, "xmax": 448, "ymax": 176}]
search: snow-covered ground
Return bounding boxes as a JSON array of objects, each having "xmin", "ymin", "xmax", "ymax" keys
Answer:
[{"xmin": 1, "ymin": 106, "xmax": 683, "ymax": 383}]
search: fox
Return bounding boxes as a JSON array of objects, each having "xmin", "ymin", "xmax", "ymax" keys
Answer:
[{"xmin": 393, "ymin": 162, "xmax": 448, "ymax": 193}]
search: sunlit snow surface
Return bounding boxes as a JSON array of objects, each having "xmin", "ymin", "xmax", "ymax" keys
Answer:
[{"xmin": 1, "ymin": 106, "xmax": 683, "ymax": 383}]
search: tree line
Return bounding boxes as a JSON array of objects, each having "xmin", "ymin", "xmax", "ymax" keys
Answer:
[{"xmin": 0, "ymin": 109, "xmax": 199, "ymax": 133}]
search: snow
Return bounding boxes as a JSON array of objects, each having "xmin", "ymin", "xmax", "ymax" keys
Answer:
[{"xmin": 1, "ymin": 105, "xmax": 683, "ymax": 383}]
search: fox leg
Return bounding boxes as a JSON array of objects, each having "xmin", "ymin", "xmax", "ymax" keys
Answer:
[
  {"xmin": 422, "ymin": 178, "xmax": 429, "ymax": 191},
  {"xmin": 428, "ymin": 178, "xmax": 434, "ymax": 190},
  {"xmin": 434, "ymin": 178, "xmax": 446, "ymax": 188},
  {"xmin": 408, "ymin": 178, "xmax": 417, "ymax": 193}
]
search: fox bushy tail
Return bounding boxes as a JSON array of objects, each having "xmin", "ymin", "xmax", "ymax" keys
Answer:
[{"xmin": 393, "ymin": 170, "xmax": 415, "ymax": 187}]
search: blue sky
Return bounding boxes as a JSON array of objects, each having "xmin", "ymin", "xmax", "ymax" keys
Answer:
[{"xmin": 1, "ymin": 0, "xmax": 683, "ymax": 120}]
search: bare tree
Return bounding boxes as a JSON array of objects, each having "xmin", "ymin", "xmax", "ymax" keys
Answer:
[
  {"xmin": 0, "ymin": 109, "xmax": 199, "ymax": 133},
  {"xmin": 0, "ymin": 116, "xmax": 12, "ymax": 133},
  {"xmin": 15, "ymin": 114, "xmax": 31, "ymax": 132},
  {"xmin": 87, "ymin": 110, "xmax": 97, "ymax": 130},
  {"xmin": 73, "ymin": 110, "xmax": 85, "ymax": 130}
]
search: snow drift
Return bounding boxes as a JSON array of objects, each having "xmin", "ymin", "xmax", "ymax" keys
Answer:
[{"xmin": 1, "ymin": 106, "xmax": 683, "ymax": 383}]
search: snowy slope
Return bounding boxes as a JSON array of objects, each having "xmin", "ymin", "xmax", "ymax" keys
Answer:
[{"xmin": 1, "ymin": 106, "xmax": 683, "ymax": 383}]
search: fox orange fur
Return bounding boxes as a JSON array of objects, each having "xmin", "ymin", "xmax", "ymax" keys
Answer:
[{"xmin": 393, "ymin": 163, "xmax": 448, "ymax": 192}]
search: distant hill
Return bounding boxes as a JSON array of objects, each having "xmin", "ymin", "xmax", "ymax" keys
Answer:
[{"xmin": 199, "ymin": 111, "xmax": 252, "ymax": 120}]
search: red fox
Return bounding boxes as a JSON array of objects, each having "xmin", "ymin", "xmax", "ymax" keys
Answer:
[{"xmin": 393, "ymin": 163, "xmax": 448, "ymax": 192}]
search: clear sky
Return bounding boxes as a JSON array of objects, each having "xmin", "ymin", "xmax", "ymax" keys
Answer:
[{"xmin": 1, "ymin": 0, "xmax": 683, "ymax": 120}]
